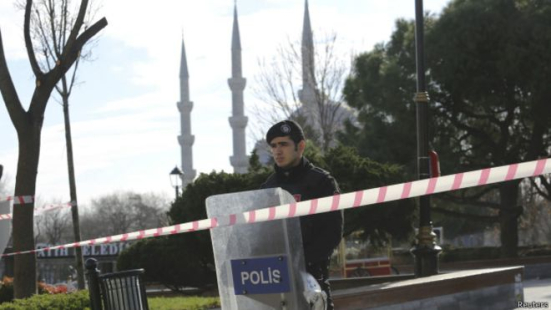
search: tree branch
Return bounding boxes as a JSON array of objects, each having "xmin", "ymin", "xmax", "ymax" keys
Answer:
[
  {"xmin": 435, "ymin": 103, "xmax": 499, "ymax": 150},
  {"xmin": 24, "ymin": 0, "xmax": 44, "ymax": 78},
  {"xmin": 60, "ymin": 0, "xmax": 69, "ymax": 51},
  {"xmin": 46, "ymin": 0, "xmax": 61, "ymax": 59},
  {"xmin": 51, "ymin": 17, "xmax": 107, "ymax": 86},
  {"xmin": 0, "ymin": 29, "xmax": 26, "ymax": 129},
  {"xmin": 62, "ymin": 0, "xmax": 88, "ymax": 58},
  {"xmin": 34, "ymin": 6, "xmax": 55, "ymax": 71},
  {"xmin": 446, "ymin": 184, "xmax": 499, "ymax": 200},
  {"xmin": 540, "ymin": 175, "xmax": 551, "ymax": 196},
  {"xmin": 432, "ymin": 206, "xmax": 498, "ymax": 223},
  {"xmin": 67, "ymin": 55, "xmax": 80, "ymax": 96},
  {"xmin": 437, "ymin": 188, "xmax": 501, "ymax": 209},
  {"xmin": 530, "ymin": 176, "xmax": 551, "ymax": 201}
]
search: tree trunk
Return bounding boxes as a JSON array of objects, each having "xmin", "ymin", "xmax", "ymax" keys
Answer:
[
  {"xmin": 498, "ymin": 180, "xmax": 521, "ymax": 258},
  {"xmin": 13, "ymin": 125, "xmax": 41, "ymax": 298},
  {"xmin": 63, "ymin": 95, "xmax": 85, "ymax": 289},
  {"xmin": 1, "ymin": 2, "xmax": 107, "ymax": 298}
]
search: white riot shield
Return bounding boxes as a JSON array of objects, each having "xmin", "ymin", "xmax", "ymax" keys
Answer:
[{"xmin": 206, "ymin": 188, "xmax": 324, "ymax": 310}]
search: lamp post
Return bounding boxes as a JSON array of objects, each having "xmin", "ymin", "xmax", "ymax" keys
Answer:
[
  {"xmin": 410, "ymin": 0, "xmax": 441, "ymax": 277},
  {"xmin": 169, "ymin": 166, "xmax": 184, "ymax": 199}
]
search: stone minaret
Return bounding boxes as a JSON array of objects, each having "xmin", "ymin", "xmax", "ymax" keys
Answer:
[
  {"xmin": 178, "ymin": 36, "xmax": 197, "ymax": 186},
  {"xmin": 298, "ymin": 0, "xmax": 323, "ymax": 140},
  {"xmin": 228, "ymin": 4, "xmax": 249, "ymax": 174},
  {"xmin": 301, "ymin": 0, "xmax": 315, "ymax": 96}
]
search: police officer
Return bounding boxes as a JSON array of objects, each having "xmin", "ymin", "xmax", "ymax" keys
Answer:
[{"xmin": 261, "ymin": 120, "xmax": 343, "ymax": 310}]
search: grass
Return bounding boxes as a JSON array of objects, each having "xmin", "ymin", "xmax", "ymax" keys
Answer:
[{"xmin": 148, "ymin": 296, "xmax": 220, "ymax": 310}]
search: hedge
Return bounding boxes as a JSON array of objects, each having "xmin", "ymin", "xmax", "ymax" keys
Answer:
[{"xmin": 0, "ymin": 290, "xmax": 89, "ymax": 310}]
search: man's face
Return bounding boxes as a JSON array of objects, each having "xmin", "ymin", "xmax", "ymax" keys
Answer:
[{"xmin": 269, "ymin": 136, "xmax": 304, "ymax": 169}]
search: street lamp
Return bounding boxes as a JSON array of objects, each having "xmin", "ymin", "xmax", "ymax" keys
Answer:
[
  {"xmin": 169, "ymin": 166, "xmax": 184, "ymax": 199},
  {"xmin": 410, "ymin": 0, "xmax": 441, "ymax": 277}
]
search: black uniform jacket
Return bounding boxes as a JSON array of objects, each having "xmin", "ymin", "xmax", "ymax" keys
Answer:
[{"xmin": 260, "ymin": 157, "xmax": 343, "ymax": 265}]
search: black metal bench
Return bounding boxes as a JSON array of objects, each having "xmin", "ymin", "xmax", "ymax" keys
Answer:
[{"xmin": 86, "ymin": 258, "xmax": 149, "ymax": 310}]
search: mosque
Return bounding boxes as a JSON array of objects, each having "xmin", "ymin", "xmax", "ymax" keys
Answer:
[{"xmin": 177, "ymin": 1, "xmax": 356, "ymax": 187}]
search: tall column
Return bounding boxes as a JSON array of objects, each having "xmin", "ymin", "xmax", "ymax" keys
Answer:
[
  {"xmin": 178, "ymin": 37, "xmax": 197, "ymax": 187},
  {"xmin": 300, "ymin": 0, "xmax": 315, "ymax": 93},
  {"xmin": 298, "ymin": 0, "xmax": 323, "ymax": 142},
  {"xmin": 228, "ymin": 4, "xmax": 249, "ymax": 174}
]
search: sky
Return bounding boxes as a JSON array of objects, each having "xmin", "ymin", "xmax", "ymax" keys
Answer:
[{"xmin": 0, "ymin": 0, "xmax": 451, "ymax": 208}]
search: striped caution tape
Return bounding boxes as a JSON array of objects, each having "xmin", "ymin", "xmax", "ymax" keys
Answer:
[
  {"xmin": 2, "ymin": 158, "xmax": 549, "ymax": 257},
  {"xmin": 0, "ymin": 201, "xmax": 74, "ymax": 222},
  {"xmin": 0, "ymin": 196, "xmax": 34, "ymax": 204}
]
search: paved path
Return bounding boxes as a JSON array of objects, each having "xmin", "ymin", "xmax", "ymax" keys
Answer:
[
  {"xmin": 211, "ymin": 277, "xmax": 551, "ymax": 309},
  {"xmin": 516, "ymin": 278, "xmax": 551, "ymax": 309}
]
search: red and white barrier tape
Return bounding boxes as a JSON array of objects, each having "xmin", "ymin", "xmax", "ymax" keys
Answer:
[
  {"xmin": 2, "ymin": 158, "xmax": 550, "ymax": 257},
  {"xmin": 0, "ymin": 202, "xmax": 74, "ymax": 222},
  {"xmin": 0, "ymin": 196, "xmax": 34, "ymax": 204},
  {"xmin": 0, "ymin": 214, "xmax": 12, "ymax": 221}
]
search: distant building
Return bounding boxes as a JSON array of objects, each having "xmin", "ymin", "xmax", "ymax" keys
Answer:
[
  {"xmin": 177, "ymin": 0, "xmax": 357, "ymax": 173},
  {"xmin": 1, "ymin": 243, "xmax": 132, "ymax": 285}
]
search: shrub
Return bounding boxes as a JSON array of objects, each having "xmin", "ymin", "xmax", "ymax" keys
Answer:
[
  {"xmin": 0, "ymin": 290, "xmax": 89, "ymax": 310},
  {"xmin": 38, "ymin": 282, "xmax": 68, "ymax": 295},
  {"xmin": 0, "ymin": 277, "xmax": 13, "ymax": 304},
  {"xmin": 118, "ymin": 235, "xmax": 217, "ymax": 291},
  {"xmin": 0, "ymin": 277, "xmax": 72, "ymax": 305},
  {"xmin": 439, "ymin": 246, "xmax": 502, "ymax": 262}
]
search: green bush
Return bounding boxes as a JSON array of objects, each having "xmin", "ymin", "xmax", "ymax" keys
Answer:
[
  {"xmin": 0, "ymin": 277, "xmax": 14, "ymax": 304},
  {"xmin": 0, "ymin": 277, "xmax": 71, "ymax": 305},
  {"xmin": 439, "ymin": 246, "xmax": 502, "ymax": 262},
  {"xmin": 118, "ymin": 235, "xmax": 217, "ymax": 292},
  {"xmin": 0, "ymin": 290, "xmax": 89, "ymax": 310}
]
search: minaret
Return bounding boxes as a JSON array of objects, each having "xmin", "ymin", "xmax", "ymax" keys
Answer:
[
  {"xmin": 301, "ymin": 0, "xmax": 315, "ymax": 93},
  {"xmin": 177, "ymin": 36, "xmax": 197, "ymax": 186},
  {"xmin": 298, "ymin": 0, "xmax": 323, "ymax": 140},
  {"xmin": 228, "ymin": 3, "xmax": 249, "ymax": 174}
]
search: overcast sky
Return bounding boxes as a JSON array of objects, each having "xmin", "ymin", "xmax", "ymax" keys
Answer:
[{"xmin": 0, "ymin": 0, "xmax": 450, "ymax": 207}]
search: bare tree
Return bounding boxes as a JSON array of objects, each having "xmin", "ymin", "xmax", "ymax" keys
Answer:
[
  {"xmin": 530, "ymin": 175, "xmax": 551, "ymax": 202},
  {"xmin": 252, "ymin": 33, "xmax": 352, "ymax": 151},
  {"xmin": 519, "ymin": 180, "xmax": 551, "ymax": 245},
  {"xmin": 34, "ymin": 208, "xmax": 71, "ymax": 245},
  {"xmin": 82, "ymin": 191, "xmax": 170, "ymax": 238},
  {"xmin": 0, "ymin": 0, "xmax": 106, "ymax": 298},
  {"xmin": 17, "ymin": 0, "xmax": 101, "ymax": 290}
]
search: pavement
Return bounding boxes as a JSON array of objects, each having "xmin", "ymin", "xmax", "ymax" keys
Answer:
[
  {"xmin": 516, "ymin": 278, "xmax": 551, "ymax": 309},
  {"xmin": 210, "ymin": 277, "xmax": 551, "ymax": 309}
]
